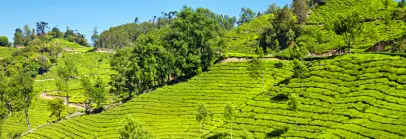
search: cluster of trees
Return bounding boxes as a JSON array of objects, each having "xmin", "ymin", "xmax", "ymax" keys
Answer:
[
  {"xmin": 260, "ymin": 5, "xmax": 299, "ymax": 52},
  {"xmin": 0, "ymin": 61, "xmax": 37, "ymax": 132},
  {"xmin": 110, "ymin": 7, "xmax": 226, "ymax": 100},
  {"xmin": 0, "ymin": 39, "xmax": 67, "ymax": 132},
  {"xmin": 95, "ymin": 9, "xmax": 239, "ymax": 50},
  {"xmin": 13, "ymin": 22, "xmax": 89, "ymax": 47}
]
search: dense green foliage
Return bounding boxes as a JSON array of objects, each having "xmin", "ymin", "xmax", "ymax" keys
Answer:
[
  {"xmin": 0, "ymin": 36, "xmax": 9, "ymax": 47},
  {"xmin": 47, "ymin": 98, "xmax": 65, "ymax": 119},
  {"xmin": 13, "ymin": 23, "xmax": 89, "ymax": 47},
  {"xmin": 119, "ymin": 115, "xmax": 153, "ymax": 139},
  {"xmin": 110, "ymin": 7, "xmax": 225, "ymax": 100}
]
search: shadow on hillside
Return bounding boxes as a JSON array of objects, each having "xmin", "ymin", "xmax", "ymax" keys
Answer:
[
  {"xmin": 266, "ymin": 127, "xmax": 288, "ymax": 138},
  {"xmin": 271, "ymin": 93, "xmax": 289, "ymax": 101}
]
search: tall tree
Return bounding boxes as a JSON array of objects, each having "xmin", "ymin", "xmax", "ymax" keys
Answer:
[
  {"xmin": 55, "ymin": 59, "xmax": 78, "ymax": 114},
  {"xmin": 287, "ymin": 93, "xmax": 300, "ymax": 132},
  {"xmin": 247, "ymin": 48, "xmax": 265, "ymax": 93},
  {"xmin": 13, "ymin": 29, "xmax": 25, "ymax": 46},
  {"xmin": 265, "ymin": 3, "xmax": 281, "ymax": 14},
  {"xmin": 119, "ymin": 115, "xmax": 153, "ymax": 139},
  {"xmin": 293, "ymin": 0, "xmax": 309, "ymax": 24},
  {"xmin": 47, "ymin": 98, "xmax": 64, "ymax": 120},
  {"xmin": 16, "ymin": 71, "xmax": 35, "ymax": 131},
  {"xmin": 224, "ymin": 102, "xmax": 235, "ymax": 139},
  {"xmin": 36, "ymin": 21, "xmax": 49, "ymax": 36},
  {"xmin": 237, "ymin": 8, "xmax": 255, "ymax": 25},
  {"xmin": 91, "ymin": 28, "xmax": 100, "ymax": 46},
  {"xmin": 333, "ymin": 12, "xmax": 364, "ymax": 54},
  {"xmin": 196, "ymin": 102, "xmax": 213, "ymax": 135},
  {"xmin": 292, "ymin": 59, "xmax": 307, "ymax": 93},
  {"xmin": 81, "ymin": 76, "xmax": 107, "ymax": 108}
]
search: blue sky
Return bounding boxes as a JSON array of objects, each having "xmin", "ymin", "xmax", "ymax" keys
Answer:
[{"xmin": 0, "ymin": 0, "xmax": 290, "ymax": 44}]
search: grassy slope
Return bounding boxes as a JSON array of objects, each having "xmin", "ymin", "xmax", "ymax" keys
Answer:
[
  {"xmin": 303, "ymin": 0, "xmax": 406, "ymax": 53},
  {"xmin": 22, "ymin": 61, "xmax": 293, "ymax": 138},
  {"xmin": 1, "ymin": 52, "xmax": 114, "ymax": 138},
  {"xmin": 22, "ymin": 54, "xmax": 406, "ymax": 139},
  {"xmin": 51, "ymin": 39, "xmax": 93, "ymax": 53}
]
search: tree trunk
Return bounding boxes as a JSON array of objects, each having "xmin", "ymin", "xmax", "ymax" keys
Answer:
[
  {"xmin": 203, "ymin": 123, "xmax": 205, "ymax": 135},
  {"xmin": 262, "ymin": 70, "xmax": 265, "ymax": 93},
  {"xmin": 66, "ymin": 91, "xmax": 69, "ymax": 115},
  {"xmin": 296, "ymin": 113, "xmax": 298, "ymax": 133},
  {"xmin": 25, "ymin": 108, "xmax": 31, "ymax": 131},
  {"xmin": 231, "ymin": 120, "xmax": 233, "ymax": 139},
  {"xmin": 7, "ymin": 101, "xmax": 12, "ymax": 114}
]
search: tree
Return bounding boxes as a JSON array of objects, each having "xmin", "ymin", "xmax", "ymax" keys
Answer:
[
  {"xmin": 399, "ymin": 0, "xmax": 406, "ymax": 8},
  {"xmin": 134, "ymin": 17, "xmax": 139, "ymax": 24},
  {"xmin": 91, "ymin": 28, "xmax": 100, "ymax": 46},
  {"xmin": 51, "ymin": 27, "xmax": 63, "ymax": 38},
  {"xmin": 292, "ymin": 59, "xmax": 307, "ymax": 93},
  {"xmin": 81, "ymin": 76, "xmax": 107, "ymax": 108},
  {"xmin": 16, "ymin": 71, "xmax": 35, "ymax": 131},
  {"xmin": 287, "ymin": 93, "xmax": 299, "ymax": 132},
  {"xmin": 47, "ymin": 98, "xmax": 64, "ymax": 120},
  {"xmin": 119, "ymin": 115, "xmax": 153, "ymax": 139},
  {"xmin": 0, "ymin": 36, "xmax": 9, "ymax": 47},
  {"xmin": 13, "ymin": 29, "xmax": 25, "ymax": 46},
  {"xmin": 293, "ymin": 0, "xmax": 309, "ymax": 24},
  {"xmin": 196, "ymin": 102, "xmax": 213, "ymax": 135},
  {"xmin": 55, "ymin": 59, "xmax": 78, "ymax": 114},
  {"xmin": 237, "ymin": 8, "xmax": 255, "ymax": 25},
  {"xmin": 247, "ymin": 48, "xmax": 265, "ymax": 93},
  {"xmin": 333, "ymin": 12, "xmax": 364, "ymax": 54},
  {"xmin": 36, "ymin": 21, "xmax": 49, "ymax": 36},
  {"xmin": 224, "ymin": 102, "xmax": 235, "ymax": 139},
  {"xmin": 265, "ymin": 4, "xmax": 281, "ymax": 14}
]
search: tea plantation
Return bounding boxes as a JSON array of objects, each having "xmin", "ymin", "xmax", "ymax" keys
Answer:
[
  {"xmin": 1, "ymin": 52, "xmax": 115, "ymax": 138},
  {"xmin": 19, "ymin": 54, "xmax": 406, "ymax": 138},
  {"xmin": 22, "ymin": 60, "xmax": 293, "ymax": 138},
  {"xmin": 210, "ymin": 54, "xmax": 406, "ymax": 138}
]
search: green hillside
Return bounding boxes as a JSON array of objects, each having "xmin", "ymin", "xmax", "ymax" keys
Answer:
[
  {"xmin": 301, "ymin": 0, "xmax": 406, "ymax": 53},
  {"xmin": 211, "ymin": 54, "xmax": 406, "ymax": 138},
  {"xmin": 23, "ymin": 54, "xmax": 406, "ymax": 138},
  {"xmin": 0, "ymin": 47, "xmax": 17, "ymax": 58},
  {"xmin": 51, "ymin": 39, "xmax": 93, "ymax": 53},
  {"xmin": 22, "ymin": 60, "xmax": 292, "ymax": 138},
  {"xmin": 1, "ymin": 52, "xmax": 114, "ymax": 138},
  {"xmin": 223, "ymin": 14, "xmax": 273, "ymax": 55}
]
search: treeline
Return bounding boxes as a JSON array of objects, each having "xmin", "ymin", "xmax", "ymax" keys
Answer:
[
  {"xmin": 110, "ymin": 6, "xmax": 226, "ymax": 99},
  {"xmin": 94, "ymin": 8, "xmax": 255, "ymax": 49},
  {"xmin": 12, "ymin": 21, "xmax": 89, "ymax": 47}
]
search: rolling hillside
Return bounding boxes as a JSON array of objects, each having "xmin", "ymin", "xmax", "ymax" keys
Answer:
[
  {"xmin": 1, "ymin": 52, "xmax": 114, "ymax": 138},
  {"xmin": 22, "ymin": 60, "xmax": 293, "ymax": 138},
  {"xmin": 21, "ymin": 54, "xmax": 406, "ymax": 138}
]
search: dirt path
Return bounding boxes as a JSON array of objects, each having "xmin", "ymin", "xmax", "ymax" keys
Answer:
[
  {"xmin": 35, "ymin": 79, "xmax": 55, "ymax": 82},
  {"xmin": 40, "ymin": 92, "xmax": 85, "ymax": 109},
  {"xmin": 219, "ymin": 57, "xmax": 283, "ymax": 63}
]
